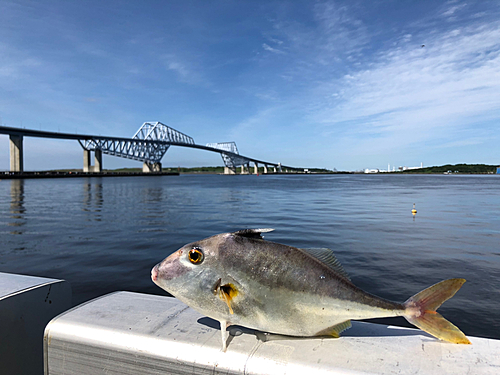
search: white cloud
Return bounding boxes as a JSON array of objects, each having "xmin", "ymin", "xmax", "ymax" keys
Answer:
[
  {"xmin": 442, "ymin": 3, "xmax": 468, "ymax": 18},
  {"xmin": 0, "ymin": 42, "xmax": 42, "ymax": 79},
  {"xmin": 308, "ymin": 20, "xmax": 500, "ymax": 157},
  {"xmin": 161, "ymin": 54, "xmax": 205, "ymax": 85},
  {"xmin": 312, "ymin": 2, "xmax": 369, "ymax": 58},
  {"xmin": 267, "ymin": 37, "xmax": 283, "ymax": 45},
  {"xmin": 262, "ymin": 43, "xmax": 284, "ymax": 54},
  {"xmin": 229, "ymin": 107, "xmax": 278, "ymax": 140}
]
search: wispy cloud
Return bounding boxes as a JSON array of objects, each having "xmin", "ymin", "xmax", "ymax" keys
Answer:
[
  {"xmin": 262, "ymin": 43, "xmax": 285, "ymax": 54},
  {"xmin": 0, "ymin": 42, "xmax": 42, "ymax": 79},
  {"xmin": 312, "ymin": 2, "xmax": 369, "ymax": 57},
  {"xmin": 309, "ymin": 19, "xmax": 500, "ymax": 158},
  {"xmin": 229, "ymin": 107, "xmax": 278, "ymax": 140},
  {"xmin": 256, "ymin": 1, "xmax": 371, "ymax": 88},
  {"xmin": 231, "ymin": 1, "xmax": 500, "ymax": 168},
  {"xmin": 442, "ymin": 2, "xmax": 468, "ymax": 20},
  {"xmin": 161, "ymin": 54, "xmax": 206, "ymax": 85}
]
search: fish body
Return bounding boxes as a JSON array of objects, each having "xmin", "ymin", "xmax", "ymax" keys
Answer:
[{"xmin": 152, "ymin": 229, "xmax": 470, "ymax": 350}]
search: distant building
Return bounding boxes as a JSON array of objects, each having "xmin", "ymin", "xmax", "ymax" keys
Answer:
[{"xmin": 497, "ymin": 166, "xmax": 500, "ymax": 174}]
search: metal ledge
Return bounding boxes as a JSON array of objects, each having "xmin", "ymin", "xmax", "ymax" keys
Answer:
[
  {"xmin": 0, "ymin": 272, "xmax": 72, "ymax": 375},
  {"xmin": 44, "ymin": 291, "xmax": 499, "ymax": 374}
]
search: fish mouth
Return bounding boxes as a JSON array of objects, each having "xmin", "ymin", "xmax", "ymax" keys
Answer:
[
  {"xmin": 151, "ymin": 264, "xmax": 159, "ymax": 283},
  {"xmin": 151, "ymin": 250, "xmax": 190, "ymax": 285}
]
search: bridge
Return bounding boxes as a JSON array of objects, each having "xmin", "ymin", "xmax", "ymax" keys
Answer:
[{"xmin": 0, "ymin": 122, "xmax": 299, "ymax": 175}]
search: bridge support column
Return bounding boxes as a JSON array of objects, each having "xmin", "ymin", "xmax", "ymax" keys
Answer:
[
  {"xmin": 83, "ymin": 150, "xmax": 91, "ymax": 172},
  {"xmin": 263, "ymin": 165, "xmax": 268, "ymax": 174},
  {"xmin": 94, "ymin": 149, "xmax": 102, "ymax": 173},
  {"xmin": 224, "ymin": 167, "xmax": 236, "ymax": 175},
  {"xmin": 241, "ymin": 165, "xmax": 245, "ymax": 174},
  {"xmin": 9, "ymin": 135, "xmax": 24, "ymax": 172},
  {"xmin": 143, "ymin": 162, "xmax": 162, "ymax": 173},
  {"xmin": 273, "ymin": 166, "xmax": 277, "ymax": 173},
  {"xmin": 254, "ymin": 163, "xmax": 258, "ymax": 175},
  {"xmin": 83, "ymin": 149, "xmax": 103, "ymax": 173}
]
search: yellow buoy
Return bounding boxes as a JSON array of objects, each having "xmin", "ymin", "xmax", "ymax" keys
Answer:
[{"xmin": 412, "ymin": 203, "xmax": 417, "ymax": 215}]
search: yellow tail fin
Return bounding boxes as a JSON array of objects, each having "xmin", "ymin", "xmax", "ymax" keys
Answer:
[{"xmin": 404, "ymin": 278, "xmax": 471, "ymax": 344}]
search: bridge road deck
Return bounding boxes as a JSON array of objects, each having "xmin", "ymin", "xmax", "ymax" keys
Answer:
[{"xmin": 1, "ymin": 125, "xmax": 298, "ymax": 174}]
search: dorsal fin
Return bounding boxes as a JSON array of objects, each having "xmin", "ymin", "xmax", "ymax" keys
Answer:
[
  {"xmin": 232, "ymin": 228, "xmax": 274, "ymax": 239},
  {"xmin": 301, "ymin": 248, "xmax": 351, "ymax": 281}
]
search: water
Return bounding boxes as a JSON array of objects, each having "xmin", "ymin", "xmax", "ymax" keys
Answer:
[{"xmin": 1, "ymin": 174, "xmax": 499, "ymax": 339}]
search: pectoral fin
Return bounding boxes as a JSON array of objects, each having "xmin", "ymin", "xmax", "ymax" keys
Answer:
[
  {"xmin": 213, "ymin": 279, "xmax": 239, "ymax": 315},
  {"xmin": 219, "ymin": 287, "xmax": 234, "ymax": 315}
]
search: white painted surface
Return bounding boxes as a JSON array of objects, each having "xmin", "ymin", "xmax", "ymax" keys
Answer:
[
  {"xmin": 0, "ymin": 271, "xmax": 60, "ymax": 299},
  {"xmin": 0, "ymin": 272, "xmax": 72, "ymax": 375},
  {"xmin": 45, "ymin": 291, "xmax": 499, "ymax": 374}
]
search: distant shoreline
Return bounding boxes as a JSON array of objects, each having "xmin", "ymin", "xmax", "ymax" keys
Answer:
[
  {"xmin": 108, "ymin": 163, "xmax": 500, "ymax": 175},
  {"xmin": 1, "ymin": 163, "xmax": 498, "ymax": 178},
  {"xmin": 398, "ymin": 163, "xmax": 499, "ymax": 174}
]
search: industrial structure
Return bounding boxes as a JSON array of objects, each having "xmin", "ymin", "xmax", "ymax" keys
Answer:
[{"xmin": 1, "ymin": 122, "xmax": 299, "ymax": 175}]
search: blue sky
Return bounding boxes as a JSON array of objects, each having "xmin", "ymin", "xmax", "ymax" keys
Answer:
[{"xmin": 1, "ymin": 0, "xmax": 499, "ymax": 171}]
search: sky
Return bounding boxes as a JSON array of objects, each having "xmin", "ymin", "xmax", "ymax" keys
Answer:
[{"xmin": 1, "ymin": 0, "xmax": 500, "ymax": 171}]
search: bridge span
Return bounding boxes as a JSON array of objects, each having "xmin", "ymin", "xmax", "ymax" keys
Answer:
[{"xmin": 0, "ymin": 122, "xmax": 299, "ymax": 174}]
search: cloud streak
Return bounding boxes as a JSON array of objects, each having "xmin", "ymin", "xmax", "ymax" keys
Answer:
[
  {"xmin": 242, "ymin": 2, "xmax": 500, "ymax": 166},
  {"xmin": 311, "ymin": 21, "xmax": 500, "ymax": 152}
]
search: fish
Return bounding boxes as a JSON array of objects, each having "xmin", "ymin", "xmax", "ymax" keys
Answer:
[{"xmin": 151, "ymin": 228, "xmax": 471, "ymax": 351}]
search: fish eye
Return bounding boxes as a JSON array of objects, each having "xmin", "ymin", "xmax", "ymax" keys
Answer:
[{"xmin": 188, "ymin": 248, "xmax": 204, "ymax": 264}]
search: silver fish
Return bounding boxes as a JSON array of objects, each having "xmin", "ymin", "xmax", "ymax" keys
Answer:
[{"xmin": 151, "ymin": 229, "xmax": 470, "ymax": 351}]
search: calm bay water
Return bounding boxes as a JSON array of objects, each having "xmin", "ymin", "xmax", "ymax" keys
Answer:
[{"xmin": 1, "ymin": 174, "xmax": 499, "ymax": 339}]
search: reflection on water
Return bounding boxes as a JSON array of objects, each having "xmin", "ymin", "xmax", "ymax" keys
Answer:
[
  {"xmin": 83, "ymin": 180, "xmax": 103, "ymax": 221},
  {"xmin": 9, "ymin": 180, "xmax": 26, "ymax": 234}
]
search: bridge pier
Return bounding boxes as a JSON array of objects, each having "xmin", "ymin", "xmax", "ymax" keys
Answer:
[
  {"xmin": 83, "ymin": 149, "xmax": 103, "ymax": 173},
  {"xmin": 263, "ymin": 165, "xmax": 268, "ymax": 174},
  {"xmin": 143, "ymin": 162, "xmax": 162, "ymax": 173},
  {"xmin": 224, "ymin": 166, "xmax": 236, "ymax": 175},
  {"xmin": 9, "ymin": 135, "xmax": 24, "ymax": 172},
  {"xmin": 94, "ymin": 149, "xmax": 102, "ymax": 172},
  {"xmin": 254, "ymin": 163, "xmax": 258, "ymax": 174},
  {"xmin": 83, "ymin": 150, "xmax": 91, "ymax": 172}
]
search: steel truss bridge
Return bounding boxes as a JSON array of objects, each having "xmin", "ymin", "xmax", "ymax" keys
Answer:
[{"xmin": 1, "ymin": 122, "xmax": 300, "ymax": 174}]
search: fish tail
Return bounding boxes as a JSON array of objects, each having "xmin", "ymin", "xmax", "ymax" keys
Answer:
[{"xmin": 403, "ymin": 278, "xmax": 471, "ymax": 344}]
